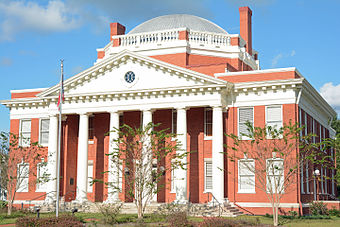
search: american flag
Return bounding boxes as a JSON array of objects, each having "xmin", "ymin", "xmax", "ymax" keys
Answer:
[{"xmin": 57, "ymin": 60, "xmax": 64, "ymax": 111}]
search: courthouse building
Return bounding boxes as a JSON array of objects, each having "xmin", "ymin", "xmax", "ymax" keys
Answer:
[{"xmin": 1, "ymin": 7, "xmax": 338, "ymax": 214}]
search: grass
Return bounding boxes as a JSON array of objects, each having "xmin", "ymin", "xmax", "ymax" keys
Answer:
[{"xmin": 1, "ymin": 210, "xmax": 340, "ymax": 226}]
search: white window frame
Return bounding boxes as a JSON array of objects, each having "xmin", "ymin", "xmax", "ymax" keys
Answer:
[
  {"xmin": 117, "ymin": 160, "xmax": 123, "ymax": 192},
  {"xmin": 39, "ymin": 119, "xmax": 49, "ymax": 147},
  {"xmin": 204, "ymin": 158, "xmax": 213, "ymax": 192},
  {"xmin": 238, "ymin": 159, "xmax": 255, "ymax": 193},
  {"xmin": 332, "ymin": 168, "xmax": 335, "ymax": 195},
  {"xmin": 266, "ymin": 158, "xmax": 284, "ymax": 194},
  {"xmin": 306, "ymin": 161, "xmax": 310, "ymax": 193},
  {"xmin": 204, "ymin": 107, "xmax": 212, "ymax": 140},
  {"xmin": 265, "ymin": 105, "xmax": 283, "ymax": 132},
  {"xmin": 19, "ymin": 119, "xmax": 31, "ymax": 147},
  {"xmin": 321, "ymin": 166, "xmax": 324, "ymax": 194},
  {"xmin": 87, "ymin": 161, "xmax": 94, "ymax": 193},
  {"xmin": 238, "ymin": 107, "xmax": 254, "ymax": 140},
  {"xmin": 17, "ymin": 163, "xmax": 29, "ymax": 192},
  {"xmin": 170, "ymin": 163, "xmax": 175, "ymax": 193},
  {"xmin": 324, "ymin": 168, "xmax": 327, "ymax": 194},
  {"xmin": 171, "ymin": 109, "xmax": 177, "ymax": 139},
  {"xmin": 36, "ymin": 161, "xmax": 48, "ymax": 192},
  {"xmin": 300, "ymin": 159, "xmax": 304, "ymax": 194}
]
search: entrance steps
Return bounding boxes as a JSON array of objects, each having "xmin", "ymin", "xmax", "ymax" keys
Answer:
[{"xmin": 32, "ymin": 200, "xmax": 243, "ymax": 217}]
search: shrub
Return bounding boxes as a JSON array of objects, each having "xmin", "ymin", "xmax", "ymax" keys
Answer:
[
  {"xmin": 299, "ymin": 215, "xmax": 331, "ymax": 219},
  {"xmin": 329, "ymin": 207, "xmax": 340, "ymax": 217},
  {"xmin": 198, "ymin": 217, "xmax": 261, "ymax": 227},
  {"xmin": 0, "ymin": 201, "xmax": 7, "ymax": 209},
  {"xmin": 97, "ymin": 202, "xmax": 122, "ymax": 225},
  {"xmin": 288, "ymin": 210, "xmax": 298, "ymax": 218},
  {"xmin": 16, "ymin": 215, "xmax": 83, "ymax": 227},
  {"xmin": 310, "ymin": 201, "xmax": 329, "ymax": 216},
  {"xmin": 166, "ymin": 211, "xmax": 190, "ymax": 227}
]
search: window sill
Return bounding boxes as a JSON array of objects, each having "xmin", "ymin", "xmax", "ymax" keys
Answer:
[
  {"xmin": 203, "ymin": 190, "xmax": 212, "ymax": 193},
  {"xmin": 237, "ymin": 190, "xmax": 256, "ymax": 194},
  {"xmin": 88, "ymin": 140, "xmax": 94, "ymax": 145},
  {"xmin": 204, "ymin": 136, "xmax": 212, "ymax": 141}
]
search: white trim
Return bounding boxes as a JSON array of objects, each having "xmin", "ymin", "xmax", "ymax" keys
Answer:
[
  {"xmin": 215, "ymin": 67, "xmax": 298, "ymax": 77},
  {"xmin": 235, "ymin": 202, "xmax": 300, "ymax": 208},
  {"xmin": 11, "ymin": 88, "xmax": 47, "ymax": 93}
]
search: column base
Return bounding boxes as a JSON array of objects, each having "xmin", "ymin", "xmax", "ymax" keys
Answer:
[
  {"xmin": 173, "ymin": 199, "xmax": 189, "ymax": 204},
  {"xmin": 104, "ymin": 198, "xmax": 121, "ymax": 204}
]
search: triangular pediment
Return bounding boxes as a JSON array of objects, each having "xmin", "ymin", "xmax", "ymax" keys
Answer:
[{"xmin": 38, "ymin": 50, "xmax": 227, "ymax": 98}]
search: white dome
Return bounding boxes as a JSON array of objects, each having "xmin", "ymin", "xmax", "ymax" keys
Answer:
[{"xmin": 128, "ymin": 14, "xmax": 227, "ymax": 34}]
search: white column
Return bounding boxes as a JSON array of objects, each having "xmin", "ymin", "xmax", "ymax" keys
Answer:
[
  {"xmin": 45, "ymin": 114, "xmax": 58, "ymax": 203},
  {"xmin": 106, "ymin": 111, "xmax": 120, "ymax": 202},
  {"xmin": 142, "ymin": 109, "xmax": 157, "ymax": 202},
  {"xmin": 212, "ymin": 106, "xmax": 224, "ymax": 202},
  {"xmin": 75, "ymin": 113, "xmax": 89, "ymax": 202},
  {"xmin": 175, "ymin": 107, "xmax": 187, "ymax": 203}
]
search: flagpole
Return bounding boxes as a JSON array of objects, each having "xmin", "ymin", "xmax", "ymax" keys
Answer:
[{"xmin": 56, "ymin": 60, "xmax": 63, "ymax": 217}]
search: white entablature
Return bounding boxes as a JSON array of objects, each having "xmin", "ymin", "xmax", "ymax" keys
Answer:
[{"xmin": 1, "ymin": 50, "xmax": 233, "ymax": 117}]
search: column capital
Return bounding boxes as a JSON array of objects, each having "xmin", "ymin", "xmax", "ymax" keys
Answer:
[
  {"xmin": 76, "ymin": 111, "xmax": 91, "ymax": 116},
  {"xmin": 141, "ymin": 108, "xmax": 155, "ymax": 113},
  {"xmin": 106, "ymin": 108, "xmax": 122, "ymax": 114},
  {"xmin": 175, "ymin": 105, "xmax": 189, "ymax": 111}
]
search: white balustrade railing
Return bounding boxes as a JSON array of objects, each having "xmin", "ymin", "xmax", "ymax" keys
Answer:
[
  {"xmin": 119, "ymin": 29, "xmax": 180, "ymax": 46},
  {"xmin": 188, "ymin": 30, "xmax": 231, "ymax": 46}
]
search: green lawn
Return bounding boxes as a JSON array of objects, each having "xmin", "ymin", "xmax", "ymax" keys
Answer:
[{"xmin": 1, "ymin": 211, "xmax": 340, "ymax": 226}]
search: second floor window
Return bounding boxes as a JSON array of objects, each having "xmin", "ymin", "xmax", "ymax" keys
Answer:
[
  {"xmin": 19, "ymin": 120, "xmax": 31, "ymax": 147},
  {"xmin": 238, "ymin": 107, "xmax": 253, "ymax": 139}
]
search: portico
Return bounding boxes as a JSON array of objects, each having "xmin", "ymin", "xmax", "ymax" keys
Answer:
[{"xmin": 39, "ymin": 50, "xmax": 231, "ymax": 204}]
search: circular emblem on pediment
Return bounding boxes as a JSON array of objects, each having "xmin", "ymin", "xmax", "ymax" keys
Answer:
[{"xmin": 124, "ymin": 71, "xmax": 135, "ymax": 83}]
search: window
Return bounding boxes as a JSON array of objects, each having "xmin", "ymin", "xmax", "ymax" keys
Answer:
[
  {"xmin": 36, "ymin": 161, "xmax": 48, "ymax": 192},
  {"xmin": 321, "ymin": 166, "xmax": 324, "ymax": 194},
  {"xmin": 300, "ymin": 160, "xmax": 304, "ymax": 193},
  {"xmin": 266, "ymin": 106, "xmax": 282, "ymax": 131},
  {"xmin": 306, "ymin": 161, "xmax": 309, "ymax": 193},
  {"xmin": 238, "ymin": 107, "xmax": 253, "ymax": 139},
  {"xmin": 39, "ymin": 119, "xmax": 49, "ymax": 146},
  {"xmin": 19, "ymin": 120, "xmax": 31, "ymax": 147},
  {"xmin": 266, "ymin": 159, "xmax": 284, "ymax": 193},
  {"xmin": 88, "ymin": 116, "xmax": 94, "ymax": 140},
  {"xmin": 118, "ymin": 162, "xmax": 123, "ymax": 191},
  {"xmin": 204, "ymin": 108, "xmax": 212, "ymax": 138},
  {"xmin": 204, "ymin": 159, "xmax": 213, "ymax": 191},
  {"xmin": 17, "ymin": 163, "xmax": 29, "ymax": 192},
  {"xmin": 238, "ymin": 159, "xmax": 255, "ymax": 193},
  {"xmin": 87, "ymin": 161, "xmax": 94, "ymax": 193},
  {"xmin": 324, "ymin": 168, "xmax": 327, "ymax": 194},
  {"xmin": 332, "ymin": 169, "xmax": 335, "ymax": 195},
  {"xmin": 171, "ymin": 165, "xmax": 175, "ymax": 192},
  {"xmin": 172, "ymin": 109, "xmax": 177, "ymax": 134}
]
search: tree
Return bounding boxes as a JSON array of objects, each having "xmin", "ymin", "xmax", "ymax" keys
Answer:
[
  {"xmin": 225, "ymin": 122, "xmax": 320, "ymax": 226},
  {"xmin": 106, "ymin": 122, "xmax": 186, "ymax": 220},
  {"xmin": 0, "ymin": 132, "xmax": 9, "ymax": 202},
  {"xmin": 1, "ymin": 133, "xmax": 46, "ymax": 215},
  {"xmin": 330, "ymin": 117, "xmax": 340, "ymax": 194}
]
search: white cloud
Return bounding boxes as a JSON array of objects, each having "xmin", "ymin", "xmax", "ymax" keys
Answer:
[
  {"xmin": 0, "ymin": 0, "xmax": 80, "ymax": 41},
  {"xmin": 0, "ymin": 57, "xmax": 13, "ymax": 66},
  {"xmin": 290, "ymin": 50, "xmax": 296, "ymax": 56},
  {"xmin": 271, "ymin": 53, "xmax": 283, "ymax": 67},
  {"xmin": 320, "ymin": 82, "xmax": 340, "ymax": 115},
  {"xmin": 271, "ymin": 50, "xmax": 296, "ymax": 67}
]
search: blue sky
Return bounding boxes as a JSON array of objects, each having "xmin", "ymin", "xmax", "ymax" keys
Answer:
[{"xmin": 0, "ymin": 0, "xmax": 339, "ymax": 131}]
